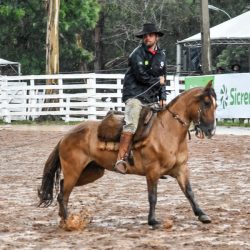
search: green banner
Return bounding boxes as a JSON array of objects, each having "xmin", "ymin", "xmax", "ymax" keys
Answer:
[{"xmin": 185, "ymin": 75, "xmax": 214, "ymax": 90}]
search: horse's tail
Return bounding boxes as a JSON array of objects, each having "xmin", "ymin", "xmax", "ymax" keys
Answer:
[{"xmin": 38, "ymin": 141, "xmax": 61, "ymax": 207}]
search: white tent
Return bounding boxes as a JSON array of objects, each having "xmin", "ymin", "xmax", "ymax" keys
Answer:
[
  {"xmin": 0, "ymin": 58, "xmax": 21, "ymax": 75},
  {"xmin": 176, "ymin": 11, "xmax": 250, "ymax": 74}
]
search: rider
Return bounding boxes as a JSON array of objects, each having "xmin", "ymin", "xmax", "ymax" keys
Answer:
[{"xmin": 114, "ymin": 23, "xmax": 167, "ymax": 174}]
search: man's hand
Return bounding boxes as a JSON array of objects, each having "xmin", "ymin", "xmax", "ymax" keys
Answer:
[
  {"xmin": 159, "ymin": 76, "xmax": 165, "ymax": 85},
  {"xmin": 160, "ymin": 100, "xmax": 166, "ymax": 108}
]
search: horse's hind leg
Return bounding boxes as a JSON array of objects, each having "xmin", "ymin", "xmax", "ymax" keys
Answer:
[
  {"xmin": 57, "ymin": 161, "xmax": 105, "ymax": 220},
  {"xmin": 174, "ymin": 164, "xmax": 211, "ymax": 223},
  {"xmin": 58, "ymin": 174, "xmax": 80, "ymax": 221},
  {"xmin": 58, "ymin": 155, "xmax": 89, "ymax": 221}
]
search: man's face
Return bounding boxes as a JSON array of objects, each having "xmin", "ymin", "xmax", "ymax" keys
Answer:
[{"xmin": 143, "ymin": 33, "xmax": 158, "ymax": 48}]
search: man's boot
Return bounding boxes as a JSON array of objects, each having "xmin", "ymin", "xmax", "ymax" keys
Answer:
[{"xmin": 114, "ymin": 131, "xmax": 134, "ymax": 174}]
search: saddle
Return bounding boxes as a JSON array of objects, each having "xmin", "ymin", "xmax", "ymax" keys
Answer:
[{"xmin": 97, "ymin": 107, "xmax": 157, "ymax": 144}]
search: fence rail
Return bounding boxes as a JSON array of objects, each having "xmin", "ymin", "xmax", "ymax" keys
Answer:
[{"xmin": 0, "ymin": 73, "xmax": 185, "ymax": 123}]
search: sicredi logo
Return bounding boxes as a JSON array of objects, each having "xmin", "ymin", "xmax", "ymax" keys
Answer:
[
  {"xmin": 220, "ymin": 84, "xmax": 250, "ymax": 109},
  {"xmin": 230, "ymin": 88, "xmax": 250, "ymax": 106},
  {"xmin": 220, "ymin": 84, "xmax": 228, "ymax": 109}
]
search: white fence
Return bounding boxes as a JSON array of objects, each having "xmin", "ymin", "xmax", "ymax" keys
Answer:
[{"xmin": 0, "ymin": 73, "xmax": 185, "ymax": 123}]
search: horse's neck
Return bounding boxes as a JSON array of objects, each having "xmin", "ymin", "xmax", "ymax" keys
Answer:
[
  {"xmin": 172, "ymin": 103, "xmax": 188, "ymax": 119},
  {"xmin": 157, "ymin": 97, "xmax": 192, "ymax": 138},
  {"xmin": 165, "ymin": 91, "xmax": 194, "ymax": 125}
]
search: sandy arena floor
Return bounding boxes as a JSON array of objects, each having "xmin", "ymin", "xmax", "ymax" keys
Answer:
[{"xmin": 0, "ymin": 125, "xmax": 249, "ymax": 249}]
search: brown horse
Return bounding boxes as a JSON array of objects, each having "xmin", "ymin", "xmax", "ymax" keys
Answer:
[{"xmin": 38, "ymin": 81, "xmax": 217, "ymax": 228}]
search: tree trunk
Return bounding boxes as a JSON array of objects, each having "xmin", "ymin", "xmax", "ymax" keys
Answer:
[
  {"xmin": 75, "ymin": 33, "xmax": 89, "ymax": 73},
  {"xmin": 94, "ymin": 11, "xmax": 105, "ymax": 72},
  {"xmin": 39, "ymin": 0, "xmax": 60, "ymax": 121},
  {"xmin": 200, "ymin": 0, "xmax": 212, "ymax": 74},
  {"xmin": 46, "ymin": 0, "xmax": 60, "ymax": 89}
]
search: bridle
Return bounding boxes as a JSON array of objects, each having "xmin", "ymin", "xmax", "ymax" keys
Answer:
[
  {"xmin": 147, "ymin": 84, "xmax": 216, "ymax": 139},
  {"xmin": 164, "ymin": 104, "xmax": 206, "ymax": 139},
  {"xmin": 191, "ymin": 107, "xmax": 204, "ymax": 138},
  {"xmin": 165, "ymin": 107, "xmax": 189, "ymax": 127}
]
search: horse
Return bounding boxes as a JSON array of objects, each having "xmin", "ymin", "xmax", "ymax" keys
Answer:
[{"xmin": 38, "ymin": 81, "xmax": 217, "ymax": 228}]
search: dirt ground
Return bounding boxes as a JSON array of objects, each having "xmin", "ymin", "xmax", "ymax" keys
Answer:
[{"xmin": 0, "ymin": 125, "xmax": 249, "ymax": 250}]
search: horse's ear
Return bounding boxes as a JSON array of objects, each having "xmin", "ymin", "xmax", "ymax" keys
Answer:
[
  {"xmin": 194, "ymin": 80, "xmax": 214, "ymax": 99},
  {"xmin": 203, "ymin": 80, "xmax": 217, "ymax": 99},
  {"xmin": 204, "ymin": 80, "xmax": 213, "ymax": 90}
]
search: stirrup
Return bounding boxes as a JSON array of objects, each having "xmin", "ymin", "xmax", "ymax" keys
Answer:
[{"xmin": 113, "ymin": 160, "xmax": 127, "ymax": 174}]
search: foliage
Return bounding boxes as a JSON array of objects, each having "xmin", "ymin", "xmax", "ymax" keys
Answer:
[
  {"xmin": 209, "ymin": 0, "xmax": 250, "ymax": 71},
  {"xmin": 101, "ymin": 0, "xmax": 201, "ymax": 71},
  {"xmin": 0, "ymin": 0, "xmax": 249, "ymax": 74},
  {"xmin": 0, "ymin": 0, "xmax": 100, "ymax": 74},
  {"xmin": 0, "ymin": 0, "xmax": 46, "ymax": 74},
  {"xmin": 59, "ymin": 0, "xmax": 100, "ymax": 72},
  {"xmin": 215, "ymin": 45, "xmax": 249, "ymax": 72}
]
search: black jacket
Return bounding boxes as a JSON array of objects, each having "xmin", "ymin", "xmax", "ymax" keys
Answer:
[{"xmin": 122, "ymin": 43, "xmax": 167, "ymax": 104}]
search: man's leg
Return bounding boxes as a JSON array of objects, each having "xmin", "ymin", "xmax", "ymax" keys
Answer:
[{"xmin": 114, "ymin": 98, "xmax": 142, "ymax": 174}]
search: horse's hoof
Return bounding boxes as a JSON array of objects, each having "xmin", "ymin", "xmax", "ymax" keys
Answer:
[
  {"xmin": 160, "ymin": 175, "xmax": 167, "ymax": 179},
  {"xmin": 198, "ymin": 214, "xmax": 211, "ymax": 223},
  {"xmin": 148, "ymin": 219, "xmax": 160, "ymax": 229}
]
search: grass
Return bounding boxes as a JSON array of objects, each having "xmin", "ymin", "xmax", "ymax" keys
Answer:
[
  {"xmin": 217, "ymin": 119, "xmax": 250, "ymax": 128},
  {"xmin": 0, "ymin": 119, "xmax": 81, "ymax": 126},
  {"xmin": 1, "ymin": 119, "xmax": 250, "ymax": 127}
]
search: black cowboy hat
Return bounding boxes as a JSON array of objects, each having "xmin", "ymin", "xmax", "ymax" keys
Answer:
[{"xmin": 135, "ymin": 23, "xmax": 164, "ymax": 38}]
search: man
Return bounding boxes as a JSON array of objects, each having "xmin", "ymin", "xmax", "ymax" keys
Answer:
[
  {"xmin": 114, "ymin": 23, "xmax": 167, "ymax": 174},
  {"xmin": 231, "ymin": 63, "xmax": 241, "ymax": 73}
]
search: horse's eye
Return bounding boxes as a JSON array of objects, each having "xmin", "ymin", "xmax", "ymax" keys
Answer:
[{"xmin": 203, "ymin": 100, "xmax": 211, "ymax": 107}]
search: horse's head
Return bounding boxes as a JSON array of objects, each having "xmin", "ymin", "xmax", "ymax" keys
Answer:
[{"xmin": 192, "ymin": 81, "xmax": 217, "ymax": 139}]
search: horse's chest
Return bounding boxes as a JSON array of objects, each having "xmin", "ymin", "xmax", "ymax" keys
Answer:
[
  {"xmin": 175, "ymin": 151, "xmax": 188, "ymax": 165},
  {"xmin": 161, "ymin": 146, "xmax": 188, "ymax": 169}
]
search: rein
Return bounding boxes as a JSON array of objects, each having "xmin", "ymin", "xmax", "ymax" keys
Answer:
[
  {"xmin": 164, "ymin": 106, "xmax": 192, "ymax": 140},
  {"xmin": 132, "ymin": 80, "xmax": 160, "ymax": 99},
  {"xmin": 165, "ymin": 107, "xmax": 189, "ymax": 127},
  {"xmin": 155, "ymin": 100, "xmax": 204, "ymax": 140}
]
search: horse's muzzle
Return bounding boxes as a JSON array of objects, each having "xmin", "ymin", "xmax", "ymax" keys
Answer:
[{"xmin": 200, "ymin": 123, "xmax": 216, "ymax": 139}]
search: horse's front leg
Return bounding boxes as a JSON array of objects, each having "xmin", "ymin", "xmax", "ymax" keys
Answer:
[
  {"xmin": 175, "ymin": 164, "xmax": 211, "ymax": 223},
  {"xmin": 57, "ymin": 179, "xmax": 68, "ymax": 220},
  {"xmin": 146, "ymin": 174, "xmax": 160, "ymax": 228}
]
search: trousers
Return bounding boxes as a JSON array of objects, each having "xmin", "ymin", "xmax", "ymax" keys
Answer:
[{"xmin": 123, "ymin": 98, "xmax": 143, "ymax": 133}]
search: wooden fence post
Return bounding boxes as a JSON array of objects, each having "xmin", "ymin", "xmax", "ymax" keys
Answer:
[
  {"xmin": 174, "ymin": 75, "xmax": 180, "ymax": 96},
  {"xmin": 1, "ymin": 77, "xmax": 11, "ymax": 123},
  {"xmin": 116, "ymin": 78, "xmax": 123, "ymax": 111},
  {"xmin": 65, "ymin": 96, "xmax": 70, "ymax": 122},
  {"xmin": 0, "ymin": 74, "xmax": 185, "ymax": 123},
  {"xmin": 30, "ymin": 79, "xmax": 36, "ymax": 120},
  {"xmin": 58, "ymin": 78, "xmax": 64, "ymax": 115},
  {"xmin": 87, "ymin": 75, "xmax": 96, "ymax": 120}
]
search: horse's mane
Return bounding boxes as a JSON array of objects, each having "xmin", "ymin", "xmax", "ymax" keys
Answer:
[
  {"xmin": 164, "ymin": 87, "xmax": 199, "ymax": 110},
  {"xmin": 163, "ymin": 85, "xmax": 216, "ymax": 111}
]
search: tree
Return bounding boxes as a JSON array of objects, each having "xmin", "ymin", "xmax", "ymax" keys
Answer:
[
  {"xmin": 0, "ymin": 0, "xmax": 100, "ymax": 74},
  {"xmin": 1, "ymin": 0, "xmax": 249, "ymax": 74},
  {"xmin": 59, "ymin": 0, "xmax": 100, "ymax": 73},
  {"xmin": 209, "ymin": 0, "xmax": 250, "ymax": 72},
  {"xmin": 98, "ymin": 0, "xmax": 201, "ymax": 72},
  {"xmin": 94, "ymin": 9, "xmax": 105, "ymax": 71},
  {"xmin": 46, "ymin": 0, "xmax": 60, "ymax": 76},
  {"xmin": 0, "ymin": 1, "xmax": 47, "ymax": 74}
]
